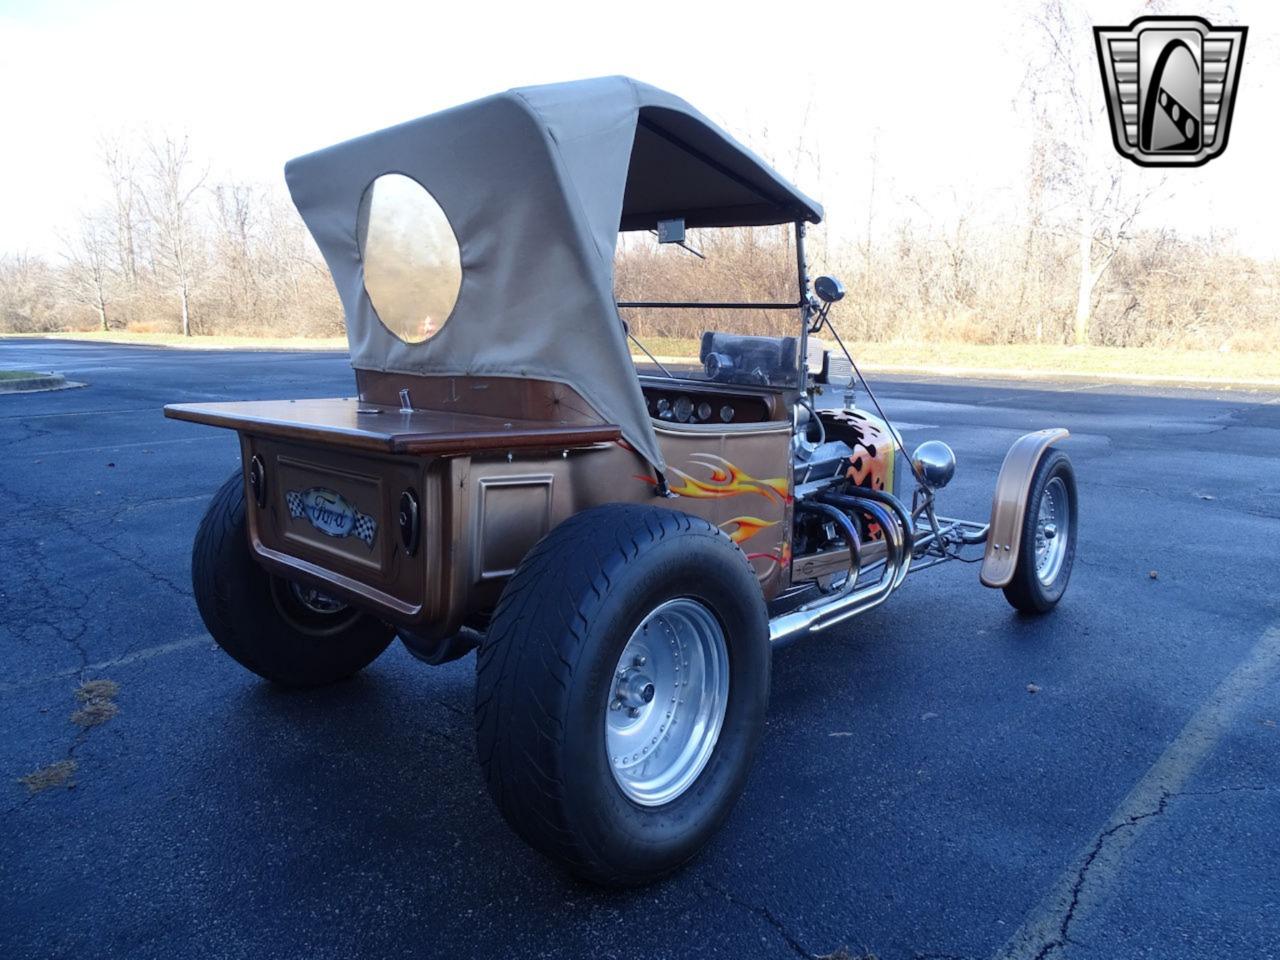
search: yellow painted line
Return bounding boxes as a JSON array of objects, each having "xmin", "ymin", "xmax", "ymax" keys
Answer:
[{"xmin": 992, "ymin": 625, "xmax": 1280, "ymax": 959}]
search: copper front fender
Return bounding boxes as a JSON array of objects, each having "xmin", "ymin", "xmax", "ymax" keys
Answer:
[{"xmin": 979, "ymin": 428, "xmax": 1069, "ymax": 588}]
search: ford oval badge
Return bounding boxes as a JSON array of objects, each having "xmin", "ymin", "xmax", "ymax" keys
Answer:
[{"xmin": 285, "ymin": 488, "xmax": 377, "ymax": 548}]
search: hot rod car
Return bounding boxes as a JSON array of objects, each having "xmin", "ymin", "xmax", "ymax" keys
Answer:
[{"xmin": 165, "ymin": 77, "xmax": 1077, "ymax": 885}]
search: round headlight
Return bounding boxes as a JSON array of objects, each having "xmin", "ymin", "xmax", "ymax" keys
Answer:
[{"xmin": 911, "ymin": 440, "xmax": 956, "ymax": 490}]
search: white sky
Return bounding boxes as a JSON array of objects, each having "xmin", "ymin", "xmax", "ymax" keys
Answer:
[{"xmin": 1, "ymin": 0, "xmax": 1276, "ymax": 257}]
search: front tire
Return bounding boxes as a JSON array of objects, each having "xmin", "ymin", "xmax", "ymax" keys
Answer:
[
  {"xmin": 475, "ymin": 504, "xmax": 770, "ymax": 885},
  {"xmin": 1002, "ymin": 449, "xmax": 1077, "ymax": 613},
  {"xmin": 192, "ymin": 471, "xmax": 395, "ymax": 686}
]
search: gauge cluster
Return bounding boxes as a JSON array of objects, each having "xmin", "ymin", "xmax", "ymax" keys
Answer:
[{"xmin": 644, "ymin": 388, "xmax": 771, "ymax": 424}]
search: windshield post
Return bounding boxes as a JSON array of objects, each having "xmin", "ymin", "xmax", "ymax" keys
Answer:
[{"xmin": 794, "ymin": 220, "xmax": 813, "ymax": 390}]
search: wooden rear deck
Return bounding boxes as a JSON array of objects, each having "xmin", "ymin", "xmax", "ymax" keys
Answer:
[{"xmin": 163, "ymin": 398, "xmax": 622, "ymax": 455}]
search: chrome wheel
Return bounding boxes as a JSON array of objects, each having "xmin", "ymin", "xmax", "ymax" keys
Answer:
[
  {"xmin": 268, "ymin": 576, "xmax": 358, "ymax": 636},
  {"xmin": 605, "ymin": 598, "xmax": 730, "ymax": 807},
  {"xmin": 288, "ymin": 581, "xmax": 348, "ymax": 614},
  {"xmin": 1034, "ymin": 476, "xmax": 1069, "ymax": 585}
]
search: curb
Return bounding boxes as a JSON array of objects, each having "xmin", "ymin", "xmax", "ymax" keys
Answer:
[
  {"xmin": 5, "ymin": 335, "xmax": 1274, "ymax": 392},
  {"xmin": 0, "ymin": 333, "xmax": 348, "ymax": 353},
  {"xmin": 0, "ymin": 372, "xmax": 84, "ymax": 394}
]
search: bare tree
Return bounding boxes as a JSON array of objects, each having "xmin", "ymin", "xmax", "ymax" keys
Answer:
[
  {"xmin": 213, "ymin": 180, "xmax": 259, "ymax": 322},
  {"xmin": 59, "ymin": 213, "xmax": 115, "ymax": 331},
  {"xmin": 99, "ymin": 135, "xmax": 143, "ymax": 290},
  {"xmin": 1022, "ymin": 0, "xmax": 1163, "ymax": 345},
  {"xmin": 141, "ymin": 133, "xmax": 206, "ymax": 335},
  {"xmin": 0, "ymin": 252, "xmax": 58, "ymax": 333}
]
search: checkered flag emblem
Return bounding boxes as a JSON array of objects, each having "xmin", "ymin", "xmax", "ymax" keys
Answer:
[
  {"xmin": 285, "ymin": 487, "xmax": 378, "ymax": 550},
  {"xmin": 351, "ymin": 513, "xmax": 377, "ymax": 547}
]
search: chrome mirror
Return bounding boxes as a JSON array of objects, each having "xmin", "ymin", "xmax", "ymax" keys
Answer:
[{"xmin": 814, "ymin": 275, "xmax": 845, "ymax": 303}]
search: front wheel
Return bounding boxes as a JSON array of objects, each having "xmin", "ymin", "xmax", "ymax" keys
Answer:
[
  {"xmin": 475, "ymin": 504, "xmax": 770, "ymax": 885},
  {"xmin": 192, "ymin": 471, "xmax": 395, "ymax": 686},
  {"xmin": 1002, "ymin": 449, "xmax": 1077, "ymax": 613}
]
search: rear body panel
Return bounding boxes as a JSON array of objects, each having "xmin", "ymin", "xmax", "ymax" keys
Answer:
[
  {"xmin": 168, "ymin": 375, "xmax": 794, "ymax": 637},
  {"xmin": 243, "ymin": 435, "xmax": 438, "ymax": 621}
]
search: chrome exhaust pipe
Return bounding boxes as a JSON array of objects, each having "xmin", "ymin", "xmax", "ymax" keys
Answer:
[
  {"xmin": 769, "ymin": 492, "xmax": 914, "ymax": 647},
  {"xmin": 819, "ymin": 489, "xmax": 914, "ymax": 594}
]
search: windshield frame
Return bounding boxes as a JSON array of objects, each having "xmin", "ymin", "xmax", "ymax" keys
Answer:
[{"xmin": 617, "ymin": 220, "xmax": 815, "ymax": 391}]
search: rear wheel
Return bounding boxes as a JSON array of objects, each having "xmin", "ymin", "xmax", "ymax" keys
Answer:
[
  {"xmin": 192, "ymin": 471, "xmax": 395, "ymax": 686},
  {"xmin": 1002, "ymin": 449, "xmax": 1077, "ymax": 613},
  {"xmin": 475, "ymin": 503, "xmax": 770, "ymax": 885}
]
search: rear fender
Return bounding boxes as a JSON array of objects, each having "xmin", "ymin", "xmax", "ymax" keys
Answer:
[{"xmin": 980, "ymin": 428, "xmax": 1069, "ymax": 588}]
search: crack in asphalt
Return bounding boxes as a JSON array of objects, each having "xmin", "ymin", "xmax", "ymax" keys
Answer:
[
  {"xmin": 5, "ymin": 492, "xmax": 214, "ymax": 527},
  {"xmin": 2, "ymin": 475, "xmax": 182, "ymax": 810},
  {"xmin": 1, "ymin": 476, "xmax": 191, "ymax": 601},
  {"xmin": 700, "ymin": 879, "xmax": 816, "ymax": 959},
  {"xmin": 1028, "ymin": 783, "xmax": 1271, "ymax": 960},
  {"xmin": 0, "ymin": 417, "xmax": 54, "ymax": 448},
  {"xmin": 5, "ymin": 680, "xmax": 107, "ymax": 816},
  {"xmin": 1075, "ymin": 476, "xmax": 1280, "ymax": 524},
  {"xmin": 435, "ymin": 697, "xmax": 470, "ymax": 721},
  {"xmin": 2, "ymin": 507, "xmax": 101, "ymax": 813}
]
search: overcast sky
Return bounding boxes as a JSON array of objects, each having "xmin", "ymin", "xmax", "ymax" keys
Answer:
[{"xmin": 1, "ymin": 0, "xmax": 1276, "ymax": 258}]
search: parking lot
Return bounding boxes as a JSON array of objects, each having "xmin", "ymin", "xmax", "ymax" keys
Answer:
[{"xmin": 2, "ymin": 338, "xmax": 1277, "ymax": 959}]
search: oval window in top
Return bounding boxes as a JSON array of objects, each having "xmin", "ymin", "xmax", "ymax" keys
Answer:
[{"xmin": 357, "ymin": 173, "xmax": 461, "ymax": 344}]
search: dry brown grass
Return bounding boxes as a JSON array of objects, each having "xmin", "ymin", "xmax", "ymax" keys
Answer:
[
  {"xmin": 840, "ymin": 341, "xmax": 1280, "ymax": 384},
  {"xmin": 70, "ymin": 678, "xmax": 119, "ymax": 729},
  {"xmin": 7, "ymin": 210, "xmax": 1276, "ymax": 375},
  {"xmin": 616, "ymin": 226, "xmax": 1280, "ymax": 355},
  {"xmin": 18, "ymin": 759, "xmax": 77, "ymax": 793},
  {"xmin": 627, "ymin": 337, "xmax": 1280, "ymax": 385}
]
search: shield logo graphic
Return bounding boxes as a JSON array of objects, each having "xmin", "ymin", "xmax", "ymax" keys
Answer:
[{"xmin": 1094, "ymin": 16, "xmax": 1247, "ymax": 167}]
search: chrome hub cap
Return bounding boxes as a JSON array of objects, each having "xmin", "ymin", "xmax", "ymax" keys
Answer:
[
  {"xmin": 1034, "ymin": 476, "xmax": 1069, "ymax": 585},
  {"xmin": 605, "ymin": 598, "xmax": 730, "ymax": 806},
  {"xmin": 288, "ymin": 581, "xmax": 348, "ymax": 615}
]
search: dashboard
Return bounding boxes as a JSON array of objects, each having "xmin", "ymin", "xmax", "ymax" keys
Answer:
[{"xmin": 642, "ymin": 384, "xmax": 775, "ymax": 425}]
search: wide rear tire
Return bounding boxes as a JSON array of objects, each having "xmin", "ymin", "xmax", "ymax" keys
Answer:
[
  {"xmin": 475, "ymin": 504, "xmax": 770, "ymax": 885},
  {"xmin": 192, "ymin": 471, "xmax": 395, "ymax": 686}
]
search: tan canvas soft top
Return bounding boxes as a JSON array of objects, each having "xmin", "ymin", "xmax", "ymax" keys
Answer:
[{"xmin": 284, "ymin": 76, "xmax": 822, "ymax": 471}]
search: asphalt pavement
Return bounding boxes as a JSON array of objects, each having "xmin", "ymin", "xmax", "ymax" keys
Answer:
[{"xmin": 1, "ymin": 339, "xmax": 1278, "ymax": 960}]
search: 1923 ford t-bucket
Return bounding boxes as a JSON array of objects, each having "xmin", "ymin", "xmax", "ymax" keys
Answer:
[{"xmin": 165, "ymin": 77, "xmax": 1077, "ymax": 884}]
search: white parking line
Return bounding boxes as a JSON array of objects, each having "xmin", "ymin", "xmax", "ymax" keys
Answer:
[
  {"xmin": 992, "ymin": 624, "xmax": 1280, "ymax": 959},
  {"xmin": 24, "ymin": 436, "xmax": 213, "ymax": 457},
  {"xmin": 0, "ymin": 406, "xmax": 159, "ymax": 421},
  {"xmin": 0, "ymin": 635, "xmax": 213, "ymax": 694}
]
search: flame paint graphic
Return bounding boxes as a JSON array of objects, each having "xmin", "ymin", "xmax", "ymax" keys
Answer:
[
  {"xmin": 720, "ymin": 516, "xmax": 778, "ymax": 545},
  {"xmin": 642, "ymin": 454, "xmax": 790, "ymax": 504},
  {"xmin": 747, "ymin": 541, "xmax": 792, "ymax": 567}
]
